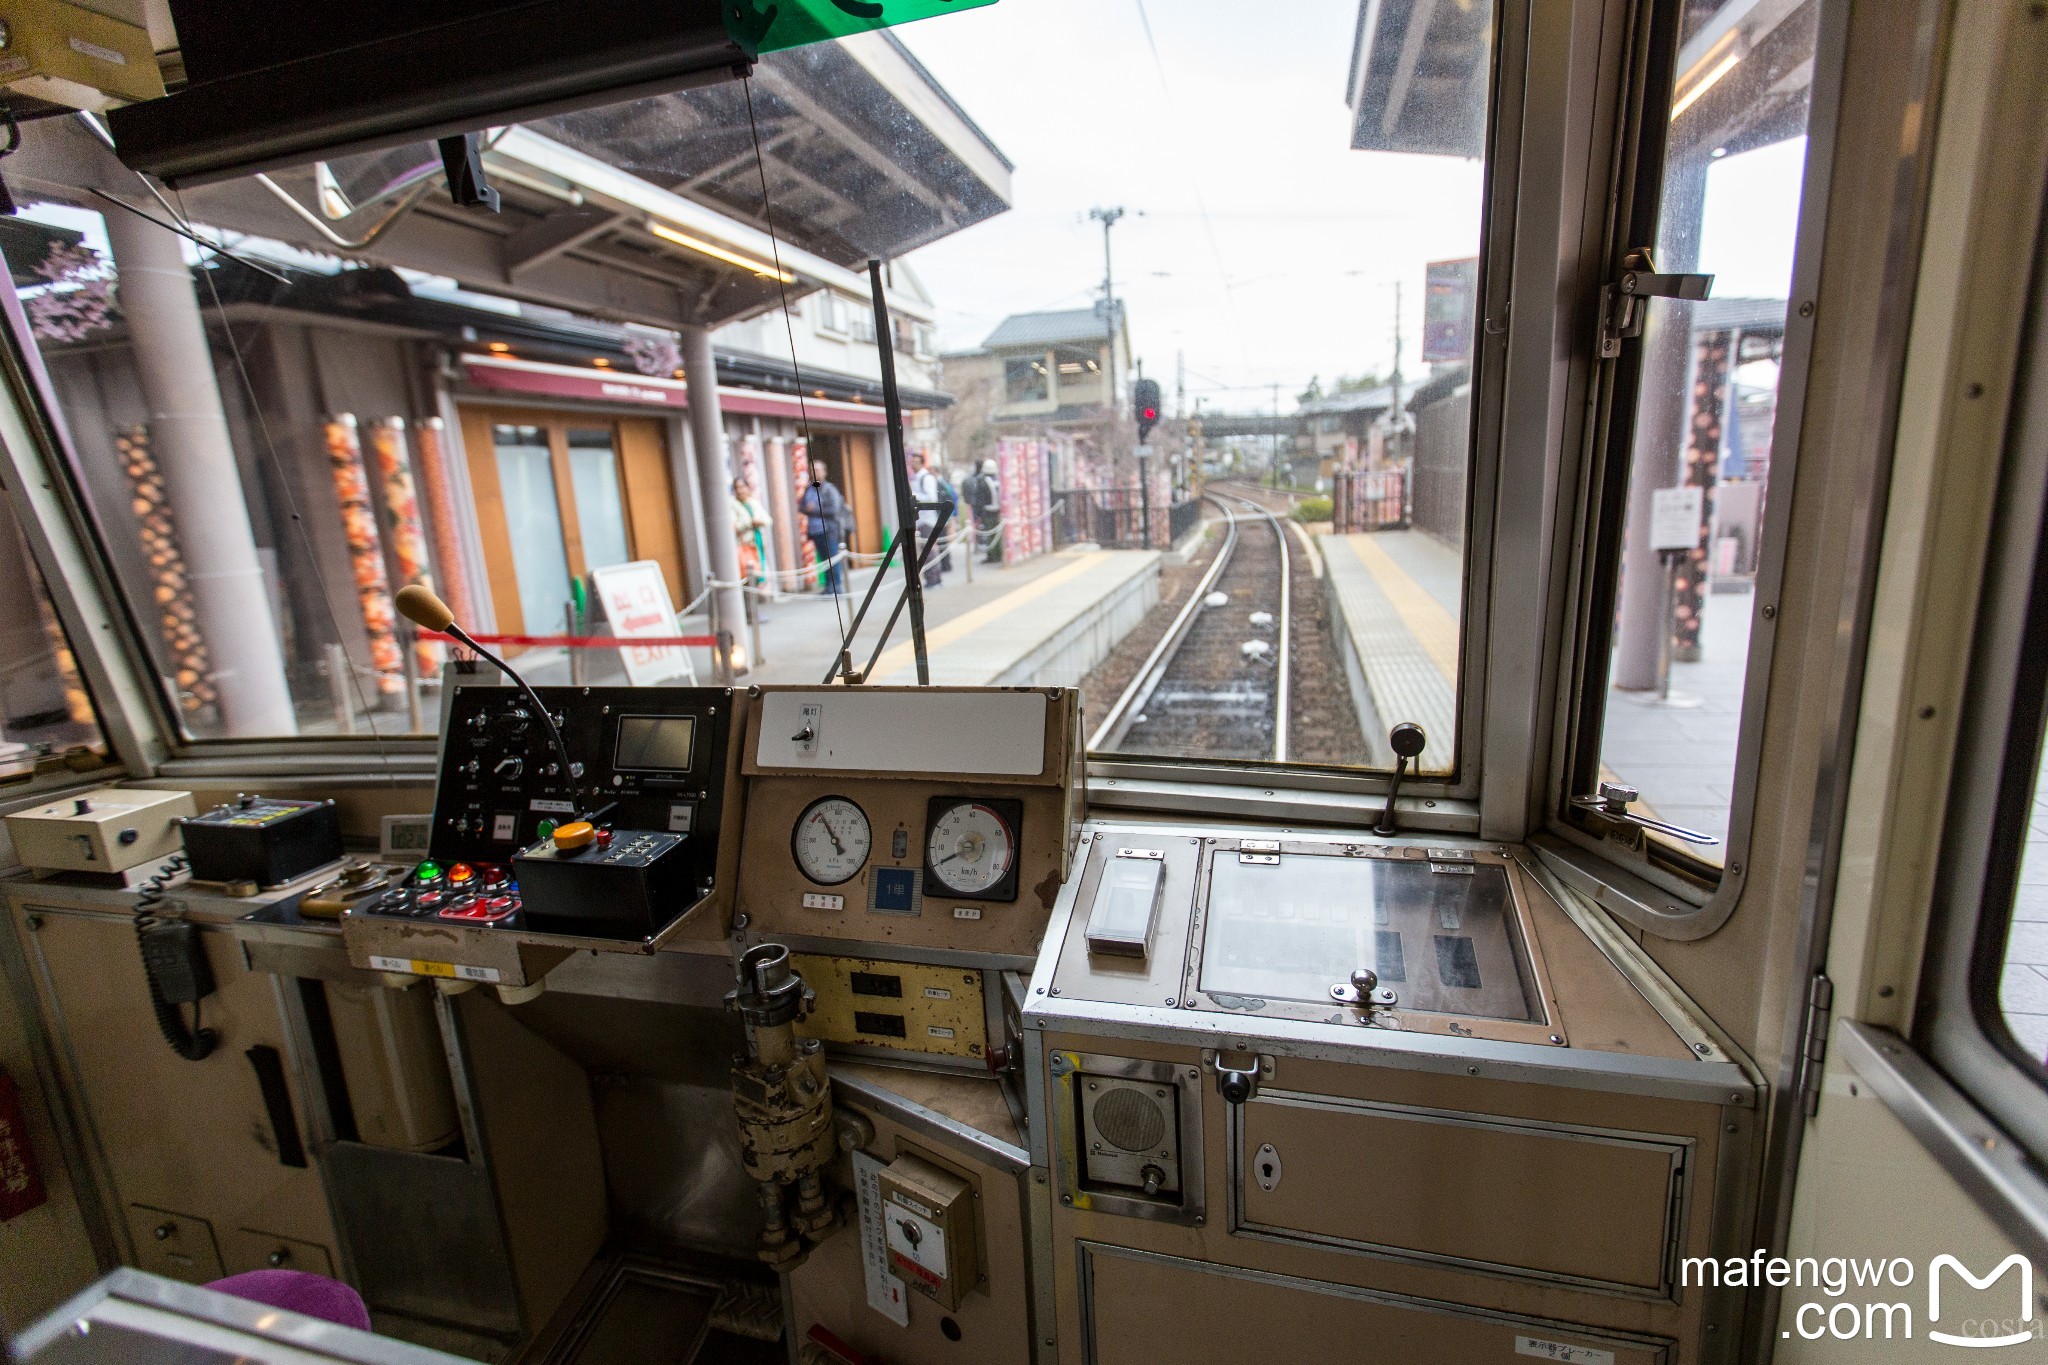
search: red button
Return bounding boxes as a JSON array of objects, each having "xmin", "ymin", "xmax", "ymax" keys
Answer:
[
  {"xmin": 482, "ymin": 866, "xmax": 508, "ymax": 886},
  {"xmin": 595, "ymin": 828, "xmax": 613, "ymax": 847}
]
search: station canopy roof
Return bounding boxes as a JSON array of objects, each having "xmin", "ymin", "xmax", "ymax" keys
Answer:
[
  {"xmin": 1348, "ymin": 0, "xmax": 1817, "ymax": 163},
  {"xmin": 16, "ymin": 31, "xmax": 1011, "ymax": 335}
]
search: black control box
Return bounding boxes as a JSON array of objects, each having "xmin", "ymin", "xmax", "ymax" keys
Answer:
[
  {"xmin": 512, "ymin": 830, "xmax": 692, "ymax": 939},
  {"xmin": 428, "ymin": 683, "xmax": 732, "ymax": 939},
  {"xmin": 181, "ymin": 796, "xmax": 345, "ymax": 886}
]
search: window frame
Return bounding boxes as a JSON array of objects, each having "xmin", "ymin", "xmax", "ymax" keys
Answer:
[
  {"xmin": 0, "ymin": 279, "xmax": 163, "ymax": 780},
  {"xmin": 1536, "ymin": 0, "xmax": 1847, "ymax": 936},
  {"xmin": 1921, "ymin": 197, "xmax": 2048, "ymax": 1164},
  {"xmin": 0, "ymin": 0, "xmax": 1522, "ymax": 810}
]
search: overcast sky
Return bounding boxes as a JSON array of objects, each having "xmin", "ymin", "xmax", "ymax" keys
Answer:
[{"xmin": 897, "ymin": 0, "xmax": 1804, "ymax": 415}]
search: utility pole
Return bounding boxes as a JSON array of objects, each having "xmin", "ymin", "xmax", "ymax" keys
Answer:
[
  {"xmin": 1089, "ymin": 206, "xmax": 1125, "ymax": 437},
  {"xmin": 1389, "ymin": 281, "xmax": 1404, "ymax": 463},
  {"xmin": 1270, "ymin": 382, "xmax": 1281, "ymax": 488}
]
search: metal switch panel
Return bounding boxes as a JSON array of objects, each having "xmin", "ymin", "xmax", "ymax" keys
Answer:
[{"xmin": 880, "ymin": 1151, "xmax": 980, "ymax": 1312}]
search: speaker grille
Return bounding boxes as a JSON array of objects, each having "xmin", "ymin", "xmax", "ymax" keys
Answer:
[{"xmin": 1093, "ymin": 1085, "xmax": 1167, "ymax": 1152}]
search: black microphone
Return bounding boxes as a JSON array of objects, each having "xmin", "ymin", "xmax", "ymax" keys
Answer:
[{"xmin": 397, "ymin": 585, "xmax": 581, "ymax": 816}]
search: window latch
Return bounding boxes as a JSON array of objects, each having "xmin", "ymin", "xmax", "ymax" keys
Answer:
[
  {"xmin": 1597, "ymin": 249, "xmax": 1714, "ymax": 358},
  {"xmin": 1569, "ymin": 781, "xmax": 1721, "ymax": 846}
]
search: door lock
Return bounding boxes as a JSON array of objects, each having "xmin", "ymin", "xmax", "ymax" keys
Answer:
[{"xmin": 1598, "ymin": 248, "xmax": 1714, "ymax": 357}]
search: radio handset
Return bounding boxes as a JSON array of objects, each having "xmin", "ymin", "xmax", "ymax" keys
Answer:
[{"xmin": 132, "ymin": 855, "xmax": 217, "ymax": 1061}]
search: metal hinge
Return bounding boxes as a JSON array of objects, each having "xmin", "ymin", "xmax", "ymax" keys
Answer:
[
  {"xmin": 1597, "ymin": 248, "xmax": 1715, "ymax": 357},
  {"xmin": 1798, "ymin": 973, "xmax": 1835, "ymax": 1117}
]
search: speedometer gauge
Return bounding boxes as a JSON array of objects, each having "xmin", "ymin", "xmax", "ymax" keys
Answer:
[
  {"xmin": 925, "ymin": 798, "xmax": 1020, "ymax": 899},
  {"xmin": 793, "ymin": 796, "xmax": 870, "ymax": 886}
]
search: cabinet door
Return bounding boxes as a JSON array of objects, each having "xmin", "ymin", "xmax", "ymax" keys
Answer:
[
  {"xmin": 124, "ymin": 1205, "xmax": 223, "ymax": 1283},
  {"xmin": 1083, "ymin": 1243, "xmax": 1671, "ymax": 1365},
  {"xmin": 221, "ymin": 1227, "xmax": 335, "ymax": 1278},
  {"xmin": 19, "ymin": 908, "xmax": 336, "ymax": 1264}
]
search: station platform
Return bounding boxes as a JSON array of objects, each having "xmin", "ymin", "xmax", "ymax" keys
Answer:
[
  {"xmin": 1319, "ymin": 530, "xmax": 1461, "ymax": 772},
  {"xmin": 739, "ymin": 546, "xmax": 1161, "ymax": 689}
]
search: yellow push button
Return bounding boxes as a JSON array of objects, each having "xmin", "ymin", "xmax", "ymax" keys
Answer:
[{"xmin": 551, "ymin": 820, "xmax": 596, "ymax": 851}]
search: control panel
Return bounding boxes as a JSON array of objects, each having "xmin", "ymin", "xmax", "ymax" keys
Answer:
[
  {"xmin": 430, "ymin": 683, "xmax": 730, "ymax": 871},
  {"xmin": 339, "ymin": 683, "xmax": 743, "ymax": 981}
]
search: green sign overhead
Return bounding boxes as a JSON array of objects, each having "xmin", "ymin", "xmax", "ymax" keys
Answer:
[{"xmin": 727, "ymin": 0, "xmax": 1000, "ymax": 56}]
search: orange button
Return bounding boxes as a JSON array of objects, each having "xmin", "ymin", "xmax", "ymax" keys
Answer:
[
  {"xmin": 448, "ymin": 863, "xmax": 474, "ymax": 883},
  {"xmin": 551, "ymin": 820, "xmax": 596, "ymax": 851}
]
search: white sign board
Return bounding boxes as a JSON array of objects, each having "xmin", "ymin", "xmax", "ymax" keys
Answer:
[
  {"xmin": 1649, "ymin": 486, "xmax": 1704, "ymax": 552},
  {"xmin": 853, "ymin": 1151, "xmax": 911, "ymax": 1326},
  {"xmin": 589, "ymin": 560, "xmax": 694, "ymax": 686}
]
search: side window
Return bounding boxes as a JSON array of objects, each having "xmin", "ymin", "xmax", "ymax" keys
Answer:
[
  {"xmin": 1564, "ymin": 0, "xmax": 1823, "ymax": 890},
  {"xmin": 1005, "ymin": 355, "xmax": 1049, "ymax": 404},
  {"xmin": 0, "ymin": 479, "xmax": 108, "ymax": 780},
  {"xmin": 1993, "ymin": 738, "xmax": 2048, "ymax": 1067}
]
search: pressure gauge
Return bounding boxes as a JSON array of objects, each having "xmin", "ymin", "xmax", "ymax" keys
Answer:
[
  {"xmin": 793, "ymin": 796, "xmax": 871, "ymax": 886},
  {"xmin": 925, "ymin": 798, "xmax": 1020, "ymax": 899}
]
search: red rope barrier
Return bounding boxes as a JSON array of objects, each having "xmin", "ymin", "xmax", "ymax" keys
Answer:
[{"xmin": 423, "ymin": 631, "xmax": 719, "ymax": 649}]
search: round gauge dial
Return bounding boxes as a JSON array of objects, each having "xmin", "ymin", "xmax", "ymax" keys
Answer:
[
  {"xmin": 925, "ymin": 801, "xmax": 1017, "ymax": 897},
  {"xmin": 792, "ymin": 796, "xmax": 871, "ymax": 886}
]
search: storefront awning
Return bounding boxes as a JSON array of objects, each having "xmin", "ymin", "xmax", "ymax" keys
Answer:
[{"xmin": 461, "ymin": 353, "xmax": 894, "ymax": 427}]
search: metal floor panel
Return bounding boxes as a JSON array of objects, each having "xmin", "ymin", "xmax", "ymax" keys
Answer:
[{"xmin": 518, "ymin": 1253, "xmax": 784, "ymax": 1365}]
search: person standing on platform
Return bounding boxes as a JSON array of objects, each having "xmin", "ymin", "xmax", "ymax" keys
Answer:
[
  {"xmin": 911, "ymin": 452, "xmax": 947, "ymax": 588},
  {"xmin": 967, "ymin": 458, "xmax": 1003, "ymax": 563},
  {"xmin": 731, "ymin": 476, "xmax": 772, "ymax": 621},
  {"xmin": 800, "ymin": 460, "xmax": 847, "ymax": 595}
]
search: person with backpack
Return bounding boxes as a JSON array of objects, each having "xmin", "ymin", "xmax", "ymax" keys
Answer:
[
  {"xmin": 910, "ymin": 452, "xmax": 953, "ymax": 588},
  {"xmin": 800, "ymin": 459, "xmax": 848, "ymax": 594}
]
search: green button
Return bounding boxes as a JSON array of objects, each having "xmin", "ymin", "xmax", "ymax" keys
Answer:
[
  {"xmin": 537, "ymin": 819, "xmax": 557, "ymax": 839},
  {"xmin": 415, "ymin": 860, "xmax": 443, "ymax": 883}
]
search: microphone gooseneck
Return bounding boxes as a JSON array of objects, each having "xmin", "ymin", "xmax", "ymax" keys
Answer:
[{"xmin": 398, "ymin": 588, "xmax": 582, "ymax": 821}]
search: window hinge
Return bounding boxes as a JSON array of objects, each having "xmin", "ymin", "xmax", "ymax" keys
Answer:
[
  {"xmin": 1798, "ymin": 973, "xmax": 1835, "ymax": 1117},
  {"xmin": 1597, "ymin": 248, "xmax": 1715, "ymax": 358}
]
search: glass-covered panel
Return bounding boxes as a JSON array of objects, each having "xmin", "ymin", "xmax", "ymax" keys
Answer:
[
  {"xmin": 1200, "ymin": 854, "xmax": 1539, "ymax": 1022},
  {"xmin": 566, "ymin": 428, "xmax": 633, "ymax": 574},
  {"xmin": 2, "ymin": 1, "xmax": 1495, "ymax": 761},
  {"xmin": 1586, "ymin": 0, "xmax": 1821, "ymax": 866},
  {"xmin": 493, "ymin": 425, "xmax": 573, "ymax": 637}
]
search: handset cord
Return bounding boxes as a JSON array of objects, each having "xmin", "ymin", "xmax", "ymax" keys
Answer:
[{"xmin": 133, "ymin": 853, "xmax": 216, "ymax": 1061}]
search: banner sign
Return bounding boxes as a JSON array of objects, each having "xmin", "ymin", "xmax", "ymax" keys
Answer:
[{"xmin": 1423, "ymin": 257, "xmax": 1479, "ymax": 364}]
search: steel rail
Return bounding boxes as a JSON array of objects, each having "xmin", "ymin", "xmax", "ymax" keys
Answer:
[
  {"xmin": 1089, "ymin": 492, "xmax": 1295, "ymax": 762},
  {"xmin": 1088, "ymin": 497, "xmax": 1240, "ymax": 752},
  {"xmin": 1252, "ymin": 494, "xmax": 1294, "ymax": 762}
]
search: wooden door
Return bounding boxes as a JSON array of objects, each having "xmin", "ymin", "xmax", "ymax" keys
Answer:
[
  {"xmin": 842, "ymin": 432, "xmax": 883, "ymax": 556},
  {"xmin": 457, "ymin": 407, "xmax": 684, "ymax": 637}
]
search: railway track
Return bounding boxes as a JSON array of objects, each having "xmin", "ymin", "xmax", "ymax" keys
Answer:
[{"xmin": 1090, "ymin": 493, "xmax": 1293, "ymax": 762}]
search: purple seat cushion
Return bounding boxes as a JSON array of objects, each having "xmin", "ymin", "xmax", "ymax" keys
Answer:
[{"xmin": 207, "ymin": 1269, "xmax": 372, "ymax": 1332}]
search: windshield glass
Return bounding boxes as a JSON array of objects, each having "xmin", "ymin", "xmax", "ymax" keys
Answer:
[{"xmin": 4, "ymin": 0, "xmax": 1492, "ymax": 776}]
